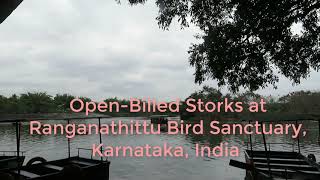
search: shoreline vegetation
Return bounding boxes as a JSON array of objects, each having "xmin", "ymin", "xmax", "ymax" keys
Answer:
[{"xmin": 0, "ymin": 86, "xmax": 319, "ymax": 119}]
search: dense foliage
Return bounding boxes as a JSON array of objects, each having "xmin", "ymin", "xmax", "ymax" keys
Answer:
[
  {"xmin": 123, "ymin": 0, "xmax": 320, "ymax": 92},
  {"xmin": 180, "ymin": 86, "xmax": 320, "ymax": 120},
  {"xmin": 0, "ymin": 89, "xmax": 319, "ymax": 116},
  {"xmin": 0, "ymin": 93, "xmax": 176, "ymax": 116}
]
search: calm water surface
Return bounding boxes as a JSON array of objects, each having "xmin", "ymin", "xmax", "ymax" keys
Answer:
[{"xmin": 0, "ymin": 117, "xmax": 319, "ymax": 180}]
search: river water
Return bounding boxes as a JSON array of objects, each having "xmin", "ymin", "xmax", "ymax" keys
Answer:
[{"xmin": 0, "ymin": 117, "xmax": 319, "ymax": 180}]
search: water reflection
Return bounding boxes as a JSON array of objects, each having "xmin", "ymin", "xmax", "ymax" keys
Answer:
[{"xmin": 0, "ymin": 117, "xmax": 319, "ymax": 180}]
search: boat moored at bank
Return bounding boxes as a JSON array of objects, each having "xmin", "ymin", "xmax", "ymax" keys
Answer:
[{"xmin": 0, "ymin": 113, "xmax": 111, "ymax": 180}]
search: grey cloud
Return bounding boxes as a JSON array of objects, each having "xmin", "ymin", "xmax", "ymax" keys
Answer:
[{"xmin": 0, "ymin": 0, "xmax": 320, "ymax": 101}]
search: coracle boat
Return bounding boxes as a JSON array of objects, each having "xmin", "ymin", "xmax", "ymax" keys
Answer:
[{"xmin": 0, "ymin": 113, "xmax": 111, "ymax": 180}]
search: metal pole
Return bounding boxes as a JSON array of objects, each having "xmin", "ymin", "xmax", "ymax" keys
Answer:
[
  {"xmin": 296, "ymin": 120, "xmax": 301, "ymax": 153},
  {"xmin": 285, "ymin": 168, "xmax": 288, "ymax": 180},
  {"xmin": 318, "ymin": 119, "xmax": 320, "ymax": 137},
  {"xmin": 249, "ymin": 120, "xmax": 253, "ymax": 157},
  {"xmin": 318, "ymin": 119, "xmax": 320, "ymax": 146},
  {"xmin": 67, "ymin": 119, "xmax": 71, "ymax": 158},
  {"xmin": 98, "ymin": 117, "xmax": 103, "ymax": 161},
  {"xmin": 15, "ymin": 121, "xmax": 21, "ymax": 175},
  {"xmin": 261, "ymin": 122, "xmax": 272, "ymax": 177}
]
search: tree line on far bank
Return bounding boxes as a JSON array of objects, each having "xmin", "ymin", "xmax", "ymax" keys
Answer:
[{"xmin": 0, "ymin": 87, "xmax": 319, "ymax": 117}]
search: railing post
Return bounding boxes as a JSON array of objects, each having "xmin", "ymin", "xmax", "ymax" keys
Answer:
[
  {"xmin": 285, "ymin": 168, "xmax": 288, "ymax": 180},
  {"xmin": 296, "ymin": 120, "xmax": 301, "ymax": 153},
  {"xmin": 15, "ymin": 121, "xmax": 21, "ymax": 175},
  {"xmin": 98, "ymin": 117, "xmax": 103, "ymax": 161},
  {"xmin": 318, "ymin": 119, "xmax": 320, "ymax": 146},
  {"xmin": 249, "ymin": 120, "xmax": 253, "ymax": 158},
  {"xmin": 67, "ymin": 119, "xmax": 71, "ymax": 158},
  {"xmin": 261, "ymin": 122, "xmax": 272, "ymax": 178}
]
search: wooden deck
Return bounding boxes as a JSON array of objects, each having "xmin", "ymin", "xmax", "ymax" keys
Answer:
[{"xmin": 245, "ymin": 150, "xmax": 320, "ymax": 180}]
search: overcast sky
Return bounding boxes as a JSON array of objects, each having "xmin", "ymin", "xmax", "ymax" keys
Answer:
[{"xmin": 1, "ymin": 0, "xmax": 320, "ymax": 101}]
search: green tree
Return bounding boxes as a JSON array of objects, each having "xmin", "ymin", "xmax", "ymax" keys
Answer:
[
  {"xmin": 53, "ymin": 94, "xmax": 76, "ymax": 112},
  {"xmin": 235, "ymin": 91, "xmax": 263, "ymax": 105},
  {"xmin": 19, "ymin": 92, "xmax": 53, "ymax": 113},
  {"xmin": 124, "ymin": 0, "xmax": 320, "ymax": 92},
  {"xmin": 181, "ymin": 86, "xmax": 223, "ymax": 119},
  {"xmin": 6, "ymin": 94, "xmax": 22, "ymax": 113},
  {"xmin": 0, "ymin": 95, "xmax": 8, "ymax": 113},
  {"xmin": 279, "ymin": 91, "xmax": 320, "ymax": 113}
]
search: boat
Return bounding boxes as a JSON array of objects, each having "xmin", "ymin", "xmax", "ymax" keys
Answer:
[
  {"xmin": 0, "ymin": 113, "xmax": 111, "ymax": 180},
  {"xmin": 229, "ymin": 113, "xmax": 320, "ymax": 180},
  {"xmin": 150, "ymin": 115, "xmax": 169, "ymax": 124},
  {"xmin": 150, "ymin": 115, "xmax": 181, "ymax": 131},
  {"xmin": 150, "ymin": 115, "xmax": 169, "ymax": 131},
  {"xmin": 0, "ymin": 151, "xmax": 25, "ymax": 170}
]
